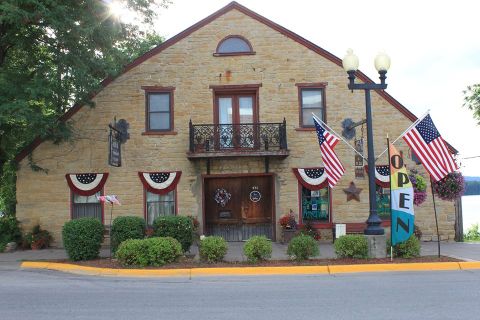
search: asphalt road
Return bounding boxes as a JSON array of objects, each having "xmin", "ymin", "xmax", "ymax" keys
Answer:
[{"xmin": 1, "ymin": 268, "xmax": 480, "ymax": 320}]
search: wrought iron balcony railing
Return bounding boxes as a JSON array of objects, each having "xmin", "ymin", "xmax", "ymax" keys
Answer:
[{"xmin": 189, "ymin": 119, "xmax": 288, "ymax": 156}]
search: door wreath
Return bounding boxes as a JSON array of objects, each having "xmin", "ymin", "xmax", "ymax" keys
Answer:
[{"xmin": 214, "ymin": 188, "xmax": 231, "ymax": 207}]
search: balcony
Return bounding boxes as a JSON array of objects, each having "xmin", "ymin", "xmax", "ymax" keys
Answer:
[{"xmin": 188, "ymin": 119, "xmax": 289, "ymax": 159}]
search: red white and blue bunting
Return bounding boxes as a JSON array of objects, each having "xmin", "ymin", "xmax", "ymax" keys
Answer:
[
  {"xmin": 364, "ymin": 165, "xmax": 390, "ymax": 188},
  {"xmin": 138, "ymin": 171, "xmax": 182, "ymax": 195},
  {"xmin": 292, "ymin": 168, "xmax": 328, "ymax": 190},
  {"xmin": 65, "ymin": 173, "xmax": 109, "ymax": 196}
]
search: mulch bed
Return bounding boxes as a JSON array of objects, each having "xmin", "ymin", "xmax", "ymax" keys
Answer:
[{"xmin": 55, "ymin": 255, "xmax": 461, "ymax": 269}]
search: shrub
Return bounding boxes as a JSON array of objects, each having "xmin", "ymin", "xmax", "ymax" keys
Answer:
[
  {"xmin": 116, "ymin": 237, "xmax": 182, "ymax": 267},
  {"xmin": 334, "ymin": 235, "xmax": 368, "ymax": 259},
  {"xmin": 287, "ymin": 234, "xmax": 319, "ymax": 261},
  {"xmin": 153, "ymin": 216, "xmax": 194, "ymax": 252},
  {"xmin": 0, "ymin": 216, "xmax": 21, "ymax": 250},
  {"xmin": 243, "ymin": 236, "xmax": 272, "ymax": 263},
  {"xmin": 62, "ymin": 218, "xmax": 104, "ymax": 261},
  {"xmin": 199, "ymin": 236, "xmax": 228, "ymax": 263},
  {"xmin": 299, "ymin": 221, "xmax": 320, "ymax": 240},
  {"xmin": 24, "ymin": 225, "xmax": 52, "ymax": 249},
  {"xmin": 390, "ymin": 236, "xmax": 421, "ymax": 258},
  {"xmin": 115, "ymin": 239, "xmax": 148, "ymax": 266},
  {"xmin": 111, "ymin": 216, "xmax": 146, "ymax": 254}
]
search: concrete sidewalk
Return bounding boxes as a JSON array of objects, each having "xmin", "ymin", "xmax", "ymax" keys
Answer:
[{"xmin": 2, "ymin": 241, "xmax": 480, "ymax": 266}]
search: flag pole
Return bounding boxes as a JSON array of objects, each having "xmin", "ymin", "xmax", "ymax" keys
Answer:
[
  {"xmin": 430, "ymin": 177, "xmax": 441, "ymax": 258},
  {"xmin": 375, "ymin": 110, "xmax": 430, "ymax": 161},
  {"xmin": 387, "ymin": 135, "xmax": 393, "ymax": 261},
  {"xmin": 312, "ymin": 113, "xmax": 367, "ymax": 161}
]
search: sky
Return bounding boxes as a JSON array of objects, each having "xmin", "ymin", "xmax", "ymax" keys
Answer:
[{"xmin": 136, "ymin": 0, "xmax": 480, "ymax": 175}]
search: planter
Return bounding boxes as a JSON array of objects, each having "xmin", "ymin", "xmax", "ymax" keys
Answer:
[{"xmin": 281, "ymin": 229, "xmax": 297, "ymax": 244}]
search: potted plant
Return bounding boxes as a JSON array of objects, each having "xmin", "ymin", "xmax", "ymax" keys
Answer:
[
  {"xmin": 409, "ymin": 169, "xmax": 427, "ymax": 206},
  {"xmin": 279, "ymin": 210, "xmax": 297, "ymax": 244},
  {"xmin": 433, "ymin": 172, "xmax": 465, "ymax": 201},
  {"xmin": 26, "ymin": 225, "xmax": 52, "ymax": 250}
]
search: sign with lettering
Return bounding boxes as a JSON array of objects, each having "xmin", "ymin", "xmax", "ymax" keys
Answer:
[
  {"xmin": 354, "ymin": 139, "xmax": 365, "ymax": 178},
  {"xmin": 109, "ymin": 130, "xmax": 121, "ymax": 167},
  {"xmin": 389, "ymin": 143, "xmax": 414, "ymax": 246}
]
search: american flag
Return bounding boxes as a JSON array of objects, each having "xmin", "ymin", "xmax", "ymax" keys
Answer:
[
  {"xmin": 313, "ymin": 115, "xmax": 345, "ymax": 188},
  {"xmin": 403, "ymin": 114, "xmax": 458, "ymax": 182}
]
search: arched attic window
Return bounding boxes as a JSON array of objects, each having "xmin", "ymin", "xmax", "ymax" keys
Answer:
[{"xmin": 214, "ymin": 35, "xmax": 255, "ymax": 56}]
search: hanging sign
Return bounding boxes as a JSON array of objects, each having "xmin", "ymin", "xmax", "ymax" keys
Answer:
[
  {"xmin": 109, "ymin": 128, "xmax": 121, "ymax": 167},
  {"xmin": 354, "ymin": 138, "xmax": 365, "ymax": 178}
]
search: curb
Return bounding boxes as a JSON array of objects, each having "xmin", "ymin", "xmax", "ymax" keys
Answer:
[{"xmin": 21, "ymin": 261, "xmax": 480, "ymax": 278}]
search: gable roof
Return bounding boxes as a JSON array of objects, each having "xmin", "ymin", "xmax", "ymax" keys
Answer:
[{"xmin": 16, "ymin": 1, "xmax": 428, "ymax": 162}]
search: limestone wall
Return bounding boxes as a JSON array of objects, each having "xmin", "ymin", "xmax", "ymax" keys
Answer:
[{"xmin": 16, "ymin": 9, "xmax": 455, "ymax": 245}]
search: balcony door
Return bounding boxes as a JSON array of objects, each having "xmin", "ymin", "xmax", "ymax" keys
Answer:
[{"xmin": 215, "ymin": 94, "xmax": 257, "ymax": 149}]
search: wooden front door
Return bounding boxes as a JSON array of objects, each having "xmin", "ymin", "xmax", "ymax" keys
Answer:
[{"xmin": 204, "ymin": 175, "xmax": 274, "ymax": 241}]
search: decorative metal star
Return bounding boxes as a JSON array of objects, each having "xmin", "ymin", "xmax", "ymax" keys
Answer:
[{"xmin": 343, "ymin": 182, "xmax": 362, "ymax": 202}]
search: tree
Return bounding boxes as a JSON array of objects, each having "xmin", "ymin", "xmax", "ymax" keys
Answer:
[
  {"xmin": 463, "ymin": 84, "xmax": 480, "ymax": 125},
  {"xmin": 0, "ymin": 0, "xmax": 169, "ymax": 214}
]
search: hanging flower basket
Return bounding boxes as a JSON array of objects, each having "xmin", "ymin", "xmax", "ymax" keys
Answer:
[
  {"xmin": 433, "ymin": 172, "xmax": 465, "ymax": 201},
  {"xmin": 409, "ymin": 169, "xmax": 427, "ymax": 206}
]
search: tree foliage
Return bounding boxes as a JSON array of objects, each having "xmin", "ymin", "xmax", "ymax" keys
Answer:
[
  {"xmin": 463, "ymin": 84, "xmax": 480, "ymax": 125},
  {"xmin": 0, "ymin": 0, "xmax": 169, "ymax": 213}
]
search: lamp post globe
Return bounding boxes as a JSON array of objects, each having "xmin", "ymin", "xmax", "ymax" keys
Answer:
[
  {"xmin": 374, "ymin": 52, "xmax": 391, "ymax": 72},
  {"xmin": 342, "ymin": 49, "xmax": 359, "ymax": 72}
]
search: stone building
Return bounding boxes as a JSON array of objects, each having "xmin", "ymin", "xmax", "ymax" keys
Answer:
[{"xmin": 15, "ymin": 2, "xmax": 456, "ymax": 246}]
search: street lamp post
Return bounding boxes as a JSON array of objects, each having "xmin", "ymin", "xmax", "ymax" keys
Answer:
[{"xmin": 342, "ymin": 49, "xmax": 391, "ymax": 235}]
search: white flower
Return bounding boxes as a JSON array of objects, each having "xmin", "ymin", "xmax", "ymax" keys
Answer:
[{"xmin": 200, "ymin": 235, "xmax": 206, "ymax": 241}]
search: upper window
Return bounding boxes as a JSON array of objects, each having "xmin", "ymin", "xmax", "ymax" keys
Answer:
[
  {"xmin": 141, "ymin": 86, "xmax": 176, "ymax": 134},
  {"xmin": 297, "ymin": 84, "xmax": 327, "ymax": 128},
  {"xmin": 214, "ymin": 36, "xmax": 255, "ymax": 56},
  {"xmin": 146, "ymin": 92, "xmax": 173, "ymax": 131}
]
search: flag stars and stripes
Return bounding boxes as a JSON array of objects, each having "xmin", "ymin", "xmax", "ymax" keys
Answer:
[
  {"xmin": 416, "ymin": 116, "xmax": 441, "ymax": 144},
  {"xmin": 403, "ymin": 114, "xmax": 458, "ymax": 182},
  {"xmin": 149, "ymin": 173, "xmax": 170, "ymax": 184},
  {"xmin": 304, "ymin": 168, "xmax": 324, "ymax": 179},
  {"xmin": 377, "ymin": 166, "xmax": 390, "ymax": 177},
  {"xmin": 313, "ymin": 115, "xmax": 345, "ymax": 188},
  {"xmin": 76, "ymin": 174, "xmax": 96, "ymax": 184}
]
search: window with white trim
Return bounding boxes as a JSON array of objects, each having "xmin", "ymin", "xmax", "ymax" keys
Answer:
[{"xmin": 146, "ymin": 190, "xmax": 175, "ymax": 225}]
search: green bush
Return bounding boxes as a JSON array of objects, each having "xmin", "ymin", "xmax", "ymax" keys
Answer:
[
  {"xmin": 111, "ymin": 216, "xmax": 145, "ymax": 254},
  {"xmin": 464, "ymin": 223, "xmax": 480, "ymax": 241},
  {"xmin": 389, "ymin": 235, "xmax": 421, "ymax": 258},
  {"xmin": 243, "ymin": 236, "xmax": 272, "ymax": 263},
  {"xmin": 62, "ymin": 218, "xmax": 104, "ymax": 261},
  {"xmin": 116, "ymin": 237, "xmax": 182, "ymax": 267},
  {"xmin": 287, "ymin": 234, "xmax": 319, "ymax": 261},
  {"xmin": 0, "ymin": 216, "xmax": 21, "ymax": 250},
  {"xmin": 153, "ymin": 216, "xmax": 194, "ymax": 252},
  {"xmin": 334, "ymin": 235, "xmax": 368, "ymax": 259},
  {"xmin": 199, "ymin": 236, "xmax": 228, "ymax": 263}
]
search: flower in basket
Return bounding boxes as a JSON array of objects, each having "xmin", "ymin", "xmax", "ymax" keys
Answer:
[
  {"xmin": 433, "ymin": 172, "xmax": 465, "ymax": 201},
  {"xmin": 409, "ymin": 169, "xmax": 427, "ymax": 206},
  {"xmin": 279, "ymin": 210, "xmax": 297, "ymax": 230}
]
